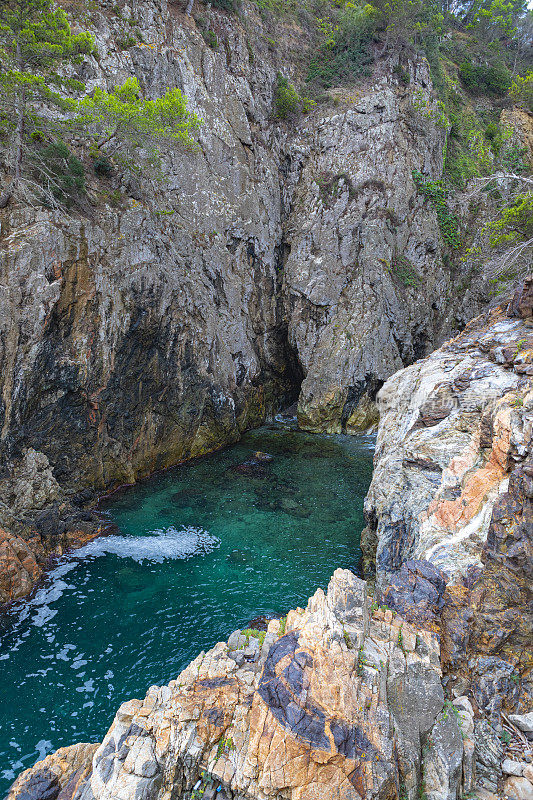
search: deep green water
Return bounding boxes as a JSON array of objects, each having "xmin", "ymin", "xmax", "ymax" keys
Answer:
[{"xmin": 0, "ymin": 425, "xmax": 374, "ymax": 793}]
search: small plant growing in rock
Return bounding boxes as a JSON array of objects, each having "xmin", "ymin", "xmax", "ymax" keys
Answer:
[
  {"xmin": 316, "ymin": 172, "xmax": 356, "ymax": 209},
  {"xmin": 393, "ymin": 64, "xmax": 410, "ymax": 85},
  {"xmin": 513, "ymin": 338, "xmax": 527, "ymax": 358},
  {"xmin": 442, "ymin": 700, "xmax": 462, "ymax": 725},
  {"xmin": 201, "ymin": 29, "xmax": 218, "ymax": 49},
  {"xmin": 412, "ymin": 170, "xmax": 462, "ymax": 250},
  {"xmin": 357, "ymin": 646, "xmax": 368, "ymax": 675},
  {"xmin": 93, "ymin": 154, "xmax": 114, "ymax": 178},
  {"xmin": 241, "ymin": 628, "xmax": 266, "ymax": 647},
  {"xmin": 108, "ymin": 189, "xmax": 123, "ymax": 207},
  {"xmin": 342, "ymin": 628, "xmax": 352, "ymax": 649},
  {"xmin": 397, "ymin": 625, "xmax": 406, "ymax": 655},
  {"xmin": 389, "ymin": 254, "xmax": 421, "ymax": 288},
  {"xmin": 216, "ymin": 736, "xmax": 235, "ymax": 758},
  {"xmin": 278, "ymin": 616, "xmax": 287, "ymax": 635}
]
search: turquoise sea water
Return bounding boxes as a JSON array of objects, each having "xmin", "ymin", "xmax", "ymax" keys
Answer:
[{"xmin": 0, "ymin": 425, "xmax": 374, "ymax": 794}]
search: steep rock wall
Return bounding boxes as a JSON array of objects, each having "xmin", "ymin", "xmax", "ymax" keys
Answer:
[
  {"xmin": 362, "ymin": 277, "xmax": 533, "ymax": 720},
  {"xmin": 283, "ymin": 62, "xmax": 454, "ymax": 433},
  {"xmin": 0, "ymin": 1, "xmax": 295, "ymax": 496}
]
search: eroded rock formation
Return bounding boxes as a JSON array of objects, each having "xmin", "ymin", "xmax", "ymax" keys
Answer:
[
  {"xmin": 283, "ymin": 64, "xmax": 453, "ymax": 434},
  {"xmin": 0, "ymin": 0, "xmax": 496, "ymax": 602},
  {"xmin": 7, "ymin": 569, "xmax": 475, "ymax": 800},
  {"xmin": 362, "ymin": 278, "xmax": 533, "ymax": 796},
  {"xmin": 364, "ymin": 283, "xmax": 532, "ymax": 587}
]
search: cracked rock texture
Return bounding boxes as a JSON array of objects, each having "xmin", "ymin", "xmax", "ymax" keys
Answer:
[
  {"xmin": 364, "ymin": 284, "xmax": 532, "ymax": 587},
  {"xmin": 283, "ymin": 63, "xmax": 456, "ymax": 434},
  {"xmin": 7, "ymin": 569, "xmax": 474, "ymax": 800},
  {"xmin": 0, "ymin": 0, "xmax": 494, "ymax": 601},
  {"xmin": 363, "ymin": 276, "xmax": 533, "ymax": 743}
]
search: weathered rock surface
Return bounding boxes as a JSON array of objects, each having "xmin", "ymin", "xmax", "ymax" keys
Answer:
[
  {"xmin": 0, "ymin": 0, "xmax": 497, "ymax": 601},
  {"xmin": 7, "ymin": 569, "xmax": 472, "ymax": 800},
  {"xmin": 362, "ymin": 279, "xmax": 533, "ymax": 769},
  {"xmin": 0, "ymin": 3, "xmax": 294, "ymax": 496},
  {"xmin": 364, "ymin": 284, "xmax": 532, "ymax": 586},
  {"xmin": 0, "ymin": 526, "xmax": 43, "ymax": 605},
  {"xmin": 6, "ymin": 744, "xmax": 98, "ymax": 800},
  {"xmin": 283, "ymin": 62, "xmax": 459, "ymax": 434}
]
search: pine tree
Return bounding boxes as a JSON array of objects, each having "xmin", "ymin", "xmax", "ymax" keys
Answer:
[
  {"xmin": 0, "ymin": 0, "xmax": 94, "ymax": 207},
  {"xmin": 76, "ymin": 77, "xmax": 201, "ymax": 173}
]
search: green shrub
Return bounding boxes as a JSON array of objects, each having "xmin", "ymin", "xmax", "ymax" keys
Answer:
[
  {"xmin": 389, "ymin": 254, "xmax": 421, "ymax": 287},
  {"xmin": 254, "ymin": 0, "xmax": 295, "ymax": 13},
  {"xmin": 117, "ymin": 33, "xmax": 138, "ymax": 49},
  {"xmin": 487, "ymin": 193, "xmax": 533, "ymax": 248},
  {"xmin": 413, "ymin": 170, "xmax": 462, "ymax": 249},
  {"xmin": 241, "ymin": 628, "xmax": 266, "ymax": 647},
  {"xmin": 273, "ymin": 74, "xmax": 315, "ymax": 118},
  {"xmin": 393, "ymin": 63, "xmax": 410, "ymax": 85},
  {"xmin": 444, "ymin": 110, "xmax": 494, "ymax": 188},
  {"xmin": 33, "ymin": 140, "xmax": 85, "ymax": 208},
  {"xmin": 201, "ymin": 29, "xmax": 218, "ymax": 49},
  {"xmin": 485, "ymin": 121, "xmax": 502, "ymax": 153},
  {"xmin": 509, "ymin": 69, "xmax": 533, "ymax": 112},
  {"xmin": 307, "ymin": 5, "xmax": 375, "ymax": 88},
  {"xmin": 501, "ymin": 143, "xmax": 529, "ymax": 173},
  {"xmin": 93, "ymin": 155, "xmax": 113, "ymax": 177},
  {"xmin": 274, "ymin": 74, "xmax": 299, "ymax": 118},
  {"xmin": 458, "ymin": 61, "xmax": 511, "ymax": 97},
  {"xmin": 209, "ymin": 0, "xmax": 236, "ymax": 12}
]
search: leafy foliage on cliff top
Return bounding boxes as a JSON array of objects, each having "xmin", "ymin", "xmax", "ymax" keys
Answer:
[
  {"xmin": 0, "ymin": 0, "xmax": 94, "ymax": 207},
  {"xmin": 0, "ymin": 0, "xmax": 201, "ymax": 211},
  {"xmin": 296, "ymin": 0, "xmax": 532, "ymax": 102}
]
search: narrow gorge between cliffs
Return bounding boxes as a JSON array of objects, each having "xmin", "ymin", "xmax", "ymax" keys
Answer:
[{"xmin": 0, "ymin": 425, "xmax": 374, "ymax": 793}]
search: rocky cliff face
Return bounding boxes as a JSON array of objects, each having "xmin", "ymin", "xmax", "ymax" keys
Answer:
[
  {"xmin": 362, "ymin": 278, "xmax": 533, "ymax": 796},
  {"xmin": 1, "ymin": 0, "xmax": 295, "ymax": 601},
  {"xmin": 0, "ymin": 0, "xmax": 495, "ymax": 603},
  {"xmin": 283, "ymin": 63, "xmax": 454, "ymax": 434},
  {"xmin": 7, "ymin": 569, "xmax": 478, "ymax": 800},
  {"xmin": 1, "ymin": 1, "xmax": 293, "ymax": 495},
  {"xmin": 364, "ymin": 280, "xmax": 532, "ymax": 588}
]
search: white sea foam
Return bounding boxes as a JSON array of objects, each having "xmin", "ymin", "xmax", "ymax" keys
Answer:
[
  {"xmin": 75, "ymin": 526, "xmax": 221, "ymax": 563},
  {"xmin": 0, "ymin": 527, "xmax": 219, "ymax": 650}
]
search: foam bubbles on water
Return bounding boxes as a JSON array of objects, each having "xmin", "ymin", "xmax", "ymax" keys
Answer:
[{"xmin": 76, "ymin": 526, "xmax": 221, "ymax": 563}]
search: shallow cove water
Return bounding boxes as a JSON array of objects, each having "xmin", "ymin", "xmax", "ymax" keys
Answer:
[{"xmin": 0, "ymin": 425, "xmax": 374, "ymax": 792}]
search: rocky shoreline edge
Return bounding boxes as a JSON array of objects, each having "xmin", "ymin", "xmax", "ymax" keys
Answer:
[
  {"xmin": 3, "ymin": 279, "xmax": 533, "ymax": 800},
  {"xmin": 6, "ymin": 568, "xmax": 533, "ymax": 800}
]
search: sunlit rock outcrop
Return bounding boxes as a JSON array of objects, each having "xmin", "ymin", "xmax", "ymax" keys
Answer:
[
  {"xmin": 364, "ymin": 277, "xmax": 532, "ymax": 587},
  {"xmin": 6, "ymin": 569, "xmax": 474, "ymax": 800},
  {"xmin": 362, "ymin": 277, "xmax": 533, "ymax": 769}
]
